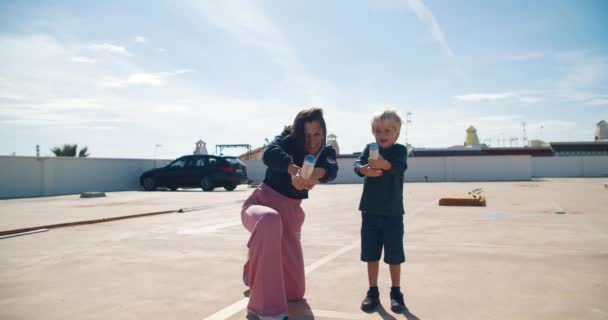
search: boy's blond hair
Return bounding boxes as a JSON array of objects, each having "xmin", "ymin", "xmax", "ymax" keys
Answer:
[{"xmin": 371, "ymin": 108, "xmax": 402, "ymax": 135}]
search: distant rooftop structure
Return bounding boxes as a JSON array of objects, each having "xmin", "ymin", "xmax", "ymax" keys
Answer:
[
  {"xmin": 239, "ymin": 146, "xmax": 265, "ymax": 161},
  {"xmin": 550, "ymin": 141, "xmax": 608, "ymax": 156},
  {"xmin": 529, "ymin": 139, "xmax": 549, "ymax": 148},
  {"xmin": 410, "ymin": 147, "xmax": 554, "ymax": 157},
  {"xmin": 596, "ymin": 120, "xmax": 608, "ymax": 141},
  {"xmin": 327, "ymin": 133, "xmax": 340, "ymax": 155},
  {"xmin": 193, "ymin": 140, "xmax": 208, "ymax": 155},
  {"xmin": 464, "ymin": 126, "xmax": 479, "ymax": 147},
  {"xmin": 464, "ymin": 126, "xmax": 481, "ymax": 147}
]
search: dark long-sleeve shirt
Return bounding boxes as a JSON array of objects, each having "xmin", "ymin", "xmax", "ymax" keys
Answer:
[
  {"xmin": 354, "ymin": 143, "xmax": 408, "ymax": 215},
  {"xmin": 263, "ymin": 133, "xmax": 338, "ymax": 199}
]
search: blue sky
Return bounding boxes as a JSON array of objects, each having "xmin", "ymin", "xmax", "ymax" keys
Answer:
[{"xmin": 1, "ymin": 0, "xmax": 607, "ymax": 159}]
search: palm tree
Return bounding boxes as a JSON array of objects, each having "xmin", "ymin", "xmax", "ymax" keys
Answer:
[
  {"xmin": 50, "ymin": 144, "xmax": 90, "ymax": 157},
  {"xmin": 78, "ymin": 147, "xmax": 90, "ymax": 157}
]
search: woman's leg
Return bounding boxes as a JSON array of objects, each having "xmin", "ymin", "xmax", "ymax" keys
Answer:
[
  {"xmin": 242, "ymin": 204, "xmax": 288, "ymax": 317},
  {"xmin": 281, "ymin": 205, "xmax": 306, "ymax": 301}
]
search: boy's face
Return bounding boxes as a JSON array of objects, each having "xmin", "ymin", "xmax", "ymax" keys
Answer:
[
  {"xmin": 304, "ymin": 120, "xmax": 324, "ymax": 155},
  {"xmin": 372, "ymin": 120, "xmax": 399, "ymax": 149}
]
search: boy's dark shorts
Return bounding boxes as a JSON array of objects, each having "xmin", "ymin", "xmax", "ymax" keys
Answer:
[{"xmin": 360, "ymin": 212, "xmax": 405, "ymax": 264}]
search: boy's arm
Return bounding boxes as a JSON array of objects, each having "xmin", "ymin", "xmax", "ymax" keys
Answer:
[{"xmin": 382, "ymin": 145, "xmax": 408, "ymax": 175}]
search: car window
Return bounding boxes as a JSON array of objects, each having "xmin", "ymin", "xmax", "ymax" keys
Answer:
[
  {"xmin": 169, "ymin": 159, "xmax": 186, "ymax": 168},
  {"xmin": 185, "ymin": 158, "xmax": 199, "ymax": 167},
  {"xmin": 206, "ymin": 157, "xmax": 218, "ymax": 166},
  {"xmin": 194, "ymin": 158, "xmax": 205, "ymax": 167},
  {"xmin": 224, "ymin": 157, "xmax": 245, "ymax": 166}
]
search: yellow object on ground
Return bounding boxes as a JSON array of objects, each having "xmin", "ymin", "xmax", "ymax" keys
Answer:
[{"xmin": 439, "ymin": 188, "xmax": 487, "ymax": 206}]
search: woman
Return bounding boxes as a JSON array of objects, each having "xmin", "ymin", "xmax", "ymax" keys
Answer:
[{"xmin": 241, "ymin": 108, "xmax": 338, "ymax": 320}]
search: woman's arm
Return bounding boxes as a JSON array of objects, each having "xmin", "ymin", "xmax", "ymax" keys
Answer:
[
  {"xmin": 354, "ymin": 144, "xmax": 369, "ymax": 177},
  {"xmin": 263, "ymin": 134, "xmax": 293, "ymax": 172},
  {"xmin": 316, "ymin": 146, "xmax": 338, "ymax": 183}
]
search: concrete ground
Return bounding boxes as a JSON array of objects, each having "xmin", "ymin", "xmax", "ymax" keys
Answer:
[{"xmin": 1, "ymin": 178, "xmax": 607, "ymax": 320}]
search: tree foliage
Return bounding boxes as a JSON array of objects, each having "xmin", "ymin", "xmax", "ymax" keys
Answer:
[{"xmin": 50, "ymin": 144, "xmax": 90, "ymax": 157}]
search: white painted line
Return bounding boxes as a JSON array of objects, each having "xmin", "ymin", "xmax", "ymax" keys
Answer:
[
  {"xmin": 202, "ymin": 241, "xmax": 359, "ymax": 320},
  {"xmin": 177, "ymin": 220, "xmax": 241, "ymax": 235},
  {"xmin": 202, "ymin": 298, "xmax": 248, "ymax": 320},
  {"xmin": 551, "ymin": 200, "xmax": 566, "ymax": 214},
  {"xmin": 0, "ymin": 228, "xmax": 49, "ymax": 240},
  {"xmin": 312, "ymin": 309, "xmax": 367, "ymax": 319},
  {"xmin": 305, "ymin": 241, "xmax": 359, "ymax": 274},
  {"xmin": 407, "ymin": 201, "xmax": 434, "ymax": 219}
]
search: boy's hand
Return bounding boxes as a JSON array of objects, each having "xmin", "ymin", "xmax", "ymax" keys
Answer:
[
  {"xmin": 359, "ymin": 164, "xmax": 383, "ymax": 177},
  {"xmin": 368, "ymin": 158, "xmax": 391, "ymax": 171}
]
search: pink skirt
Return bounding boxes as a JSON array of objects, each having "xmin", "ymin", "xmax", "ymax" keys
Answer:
[{"xmin": 241, "ymin": 183, "xmax": 306, "ymax": 317}]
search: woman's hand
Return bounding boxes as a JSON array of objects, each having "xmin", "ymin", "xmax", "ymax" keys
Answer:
[
  {"xmin": 359, "ymin": 164, "xmax": 383, "ymax": 177},
  {"xmin": 291, "ymin": 171, "xmax": 308, "ymax": 190},
  {"xmin": 291, "ymin": 166, "xmax": 324, "ymax": 190},
  {"xmin": 288, "ymin": 163, "xmax": 301, "ymax": 177},
  {"xmin": 289, "ymin": 163, "xmax": 309, "ymax": 190}
]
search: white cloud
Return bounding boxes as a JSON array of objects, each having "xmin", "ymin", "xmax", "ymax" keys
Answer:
[
  {"xmin": 503, "ymin": 52, "xmax": 545, "ymax": 61},
  {"xmin": 134, "ymin": 35, "xmax": 146, "ymax": 43},
  {"xmin": 453, "ymin": 92, "xmax": 542, "ymax": 104},
  {"xmin": 88, "ymin": 43, "xmax": 130, "ymax": 56},
  {"xmin": 69, "ymin": 56, "xmax": 96, "ymax": 63},
  {"xmin": 99, "ymin": 70, "xmax": 191, "ymax": 88},
  {"xmin": 453, "ymin": 92, "xmax": 514, "ymax": 102},
  {"xmin": 187, "ymin": 0, "xmax": 337, "ymax": 106},
  {"xmin": 586, "ymin": 97, "xmax": 608, "ymax": 106},
  {"xmin": 404, "ymin": 0, "xmax": 454, "ymax": 57}
]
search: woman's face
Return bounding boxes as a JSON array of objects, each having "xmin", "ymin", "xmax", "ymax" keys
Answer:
[{"xmin": 304, "ymin": 121, "xmax": 324, "ymax": 155}]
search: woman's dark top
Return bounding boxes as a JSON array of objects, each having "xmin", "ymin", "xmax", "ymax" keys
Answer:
[{"xmin": 263, "ymin": 132, "xmax": 338, "ymax": 199}]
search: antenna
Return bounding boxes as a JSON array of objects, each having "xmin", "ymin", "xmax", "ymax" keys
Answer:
[
  {"xmin": 405, "ymin": 112, "xmax": 412, "ymax": 146},
  {"xmin": 522, "ymin": 121, "xmax": 528, "ymax": 147}
]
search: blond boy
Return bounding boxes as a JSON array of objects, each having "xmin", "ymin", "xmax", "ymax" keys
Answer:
[{"xmin": 354, "ymin": 109, "xmax": 408, "ymax": 313}]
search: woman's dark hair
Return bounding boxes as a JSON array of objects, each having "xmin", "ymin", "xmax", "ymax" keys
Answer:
[{"xmin": 283, "ymin": 108, "xmax": 327, "ymax": 164}]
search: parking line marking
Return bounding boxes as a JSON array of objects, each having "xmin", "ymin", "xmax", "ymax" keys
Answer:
[
  {"xmin": 177, "ymin": 220, "xmax": 241, "ymax": 235},
  {"xmin": 202, "ymin": 241, "xmax": 359, "ymax": 320},
  {"xmin": 303, "ymin": 309, "xmax": 366, "ymax": 319}
]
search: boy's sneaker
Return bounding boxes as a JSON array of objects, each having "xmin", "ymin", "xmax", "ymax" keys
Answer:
[
  {"xmin": 389, "ymin": 288, "xmax": 407, "ymax": 313},
  {"xmin": 360, "ymin": 287, "xmax": 380, "ymax": 312}
]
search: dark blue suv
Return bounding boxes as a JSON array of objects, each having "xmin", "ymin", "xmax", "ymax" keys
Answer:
[{"xmin": 140, "ymin": 155, "xmax": 248, "ymax": 191}]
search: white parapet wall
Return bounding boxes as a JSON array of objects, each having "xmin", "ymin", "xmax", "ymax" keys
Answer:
[
  {"xmin": 0, "ymin": 156, "xmax": 171, "ymax": 199},
  {"xmin": 446, "ymin": 156, "xmax": 531, "ymax": 181},
  {"xmin": 531, "ymin": 156, "xmax": 608, "ymax": 177},
  {"xmin": 1, "ymin": 155, "xmax": 606, "ymax": 199},
  {"xmin": 247, "ymin": 155, "xmax": 534, "ymax": 184}
]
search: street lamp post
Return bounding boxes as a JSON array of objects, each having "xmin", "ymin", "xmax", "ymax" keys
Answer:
[
  {"xmin": 154, "ymin": 144, "xmax": 162, "ymax": 168},
  {"xmin": 405, "ymin": 112, "xmax": 412, "ymax": 148}
]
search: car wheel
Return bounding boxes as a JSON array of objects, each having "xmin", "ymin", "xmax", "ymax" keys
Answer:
[
  {"xmin": 201, "ymin": 177, "xmax": 215, "ymax": 191},
  {"xmin": 143, "ymin": 177, "xmax": 156, "ymax": 191},
  {"xmin": 224, "ymin": 183, "xmax": 237, "ymax": 191}
]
